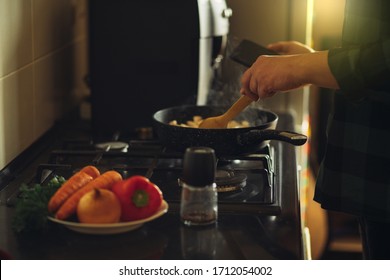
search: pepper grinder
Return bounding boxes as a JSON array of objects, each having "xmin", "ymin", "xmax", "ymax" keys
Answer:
[{"xmin": 180, "ymin": 147, "xmax": 218, "ymax": 226}]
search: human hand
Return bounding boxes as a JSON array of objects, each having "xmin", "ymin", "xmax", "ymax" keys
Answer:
[
  {"xmin": 240, "ymin": 54, "xmax": 307, "ymax": 101},
  {"xmin": 240, "ymin": 50, "xmax": 339, "ymax": 101},
  {"xmin": 267, "ymin": 41, "xmax": 314, "ymax": 55}
]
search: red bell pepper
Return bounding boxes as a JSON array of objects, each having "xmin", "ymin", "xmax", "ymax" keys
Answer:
[{"xmin": 112, "ymin": 176, "xmax": 163, "ymax": 221}]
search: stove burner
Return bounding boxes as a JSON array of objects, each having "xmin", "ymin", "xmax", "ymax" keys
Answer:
[
  {"xmin": 92, "ymin": 141, "xmax": 129, "ymax": 165},
  {"xmin": 95, "ymin": 141, "xmax": 129, "ymax": 152},
  {"xmin": 215, "ymin": 170, "xmax": 247, "ymax": 193},
  {"xmin": 23, "ymin": 137, "xmax": 278, "ymax": 214}
]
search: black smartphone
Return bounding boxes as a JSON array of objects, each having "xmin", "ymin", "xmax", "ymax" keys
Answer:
[{"xmin": 229, "ymin": 39, "xmax": 279, "ymax": 67}]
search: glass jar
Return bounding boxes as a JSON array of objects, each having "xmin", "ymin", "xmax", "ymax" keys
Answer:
[{"xmin": 180, "ymin": 147, "xmax": 218, "ymax": 226}]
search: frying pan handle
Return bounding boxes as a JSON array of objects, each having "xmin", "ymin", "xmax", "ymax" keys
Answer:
[{"xmin": 239, "ymin": 129, "xmax": 308, "ymax": 146}]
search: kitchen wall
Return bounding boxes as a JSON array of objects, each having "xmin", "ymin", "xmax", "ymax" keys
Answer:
[
  {"xmin": 311, "ymin": 0, "xmax": 345, "ymax": 50},
  {"xmin": 0, "ymin": 0, "xmax": 89, "ymax": 169},
  {"xmin": 309, "ymin": 0, "xmax": 345, "ymax": 173}
]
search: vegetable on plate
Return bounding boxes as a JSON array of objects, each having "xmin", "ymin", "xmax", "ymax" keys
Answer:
[
  {"xmin": 55, "ymin": 170, "xmax": 123, "ymax": 220},
  {"xmin": 112, "ymin": 175, "xmax": 163, "ymax": 222},
  {"xmin": 12, "ymin": 175, "xmax": 66, "ymax": 234},
  {"xmin": 48, "ymin": 165, "xmax": 100, "ymax": 213},
  {"xmin": 77, "ymin": 188, "xmax": 122, "ymax": 224}
]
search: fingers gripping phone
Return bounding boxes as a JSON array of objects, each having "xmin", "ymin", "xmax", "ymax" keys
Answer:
[{"xmin": 229, "ymin": 39, "xmax": 279, "ymax": 67}]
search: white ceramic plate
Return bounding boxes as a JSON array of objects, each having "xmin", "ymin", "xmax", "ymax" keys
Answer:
[{"xmin": 48, "ymin": 200, "xmax": 169, "ymax": 235}]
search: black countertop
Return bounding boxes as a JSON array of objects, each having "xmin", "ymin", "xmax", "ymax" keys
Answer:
[{"xmin": 0, "ymin": 113, "xmax": 304, "ymax": 260}]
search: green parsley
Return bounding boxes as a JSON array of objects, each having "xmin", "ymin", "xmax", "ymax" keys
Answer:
[{"xmin": 12, "ymin": 175, "xmax": 65, "ymax": 234}]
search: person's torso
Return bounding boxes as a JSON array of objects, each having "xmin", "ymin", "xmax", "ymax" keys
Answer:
[{"xmin": 342, "ymin": 0, "xmax": 390, "ymax": 46}]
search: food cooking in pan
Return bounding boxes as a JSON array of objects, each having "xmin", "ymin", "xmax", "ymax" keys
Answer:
[{"xmin": 169, "ymin": 115, "xmax": 250, "ymax": 128}]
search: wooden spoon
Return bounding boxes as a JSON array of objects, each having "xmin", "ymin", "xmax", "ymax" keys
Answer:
[{"xmin": 199, "ymin": 95, "xmax": 254, "ymax": 129}]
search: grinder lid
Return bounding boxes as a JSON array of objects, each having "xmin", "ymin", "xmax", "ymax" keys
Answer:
[{"xmin": 182, "ymin": 147, "xmax": 216, "ymax": 187}]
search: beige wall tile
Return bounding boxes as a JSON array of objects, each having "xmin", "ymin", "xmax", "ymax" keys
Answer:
[
  {"xmin": 0, "ymin": 79, "xmax": 4, "ymax": 167},
  {"xmin": 72, "ymin": 38, "xmax": 89, "ymax": 98},
  {"xmin": 33, "ymin": 0, "xmax": 74, "ymax": 59},
  {"xmin": 0, "ymin": 0, "xmax": 87, "ymax": 169},
  {"xmin": 0, "ymin": 0, "xmax": 33, "ymax": 77},
  {"xmin": 72, "ymin": 0, "xmax": 88, "ymax": 39},
  {"xmin": 67, "ymin": 0, "xmax": 89, "ymax": 102},
  {"xmin": 0, "ymin": 67, "xmax": 35, "ymax": 167},
  {"xmin": 34, "ymin": 46, "xmax": 74, "ymax": 137}
]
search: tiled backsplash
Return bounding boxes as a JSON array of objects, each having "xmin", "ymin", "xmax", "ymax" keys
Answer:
[{"xmin": 0, "ymin": 0, "xmax": 89, "ymax": 169}]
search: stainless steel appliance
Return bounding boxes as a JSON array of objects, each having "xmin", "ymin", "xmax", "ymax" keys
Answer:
[{"xmin": 89, "ymin": 0, "xmax": 232, "ymax": 137}]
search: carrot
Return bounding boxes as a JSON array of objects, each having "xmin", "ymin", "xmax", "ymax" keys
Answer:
[
  {"xmin": 48, "ymin": 165, "xmax": 101, "ymax": 213},
  {"xmin": 80, "ymin": 165, "xmax": 100, "ymax": 179},
  {"xmin": 55, "ymin": 170, "xmax": 123, "ymax": 220}
]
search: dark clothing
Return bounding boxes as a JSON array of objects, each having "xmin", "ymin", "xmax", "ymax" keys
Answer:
[
  {"xmin": 313, "ymin": 0, "xmax": 390, "ymax": 259},
  {"xmin": 314, "ymin": 0, "xmax": 390, "ymax": 222},
  {"xmin": 358, "ymin": 217, "xmax": 390, "ymax": 259}
]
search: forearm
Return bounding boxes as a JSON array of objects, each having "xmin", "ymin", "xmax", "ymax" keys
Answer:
[
  {"xmin": 328, "ymin": 40, "xmax": 390, "ymax": 93},
  {"xmin": 240, "ymin": 50, "xmax": 340, "ymax": 100},
  {"xmin": 297, "ymin": 51, "xmax": 340, "ymax": 90}
]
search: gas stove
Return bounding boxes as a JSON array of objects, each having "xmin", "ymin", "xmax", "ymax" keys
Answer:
[
  {"xmin": 0, "ymin": 114, "xmax": 304, "ymax": 260},
  {"xmin": 4, "ymin": 133, "xmax": 282, "ymax": 215}
]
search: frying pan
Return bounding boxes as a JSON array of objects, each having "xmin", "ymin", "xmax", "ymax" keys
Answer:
[{"xmin": 153, "ymin": 105, "xmax": 307, "ymax": 155}]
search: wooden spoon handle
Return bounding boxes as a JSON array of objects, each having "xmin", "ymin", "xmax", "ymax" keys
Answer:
[{"xmin": 223, "ymin": 95, "xmax": 254, "ymax": 121}]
